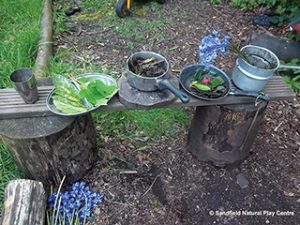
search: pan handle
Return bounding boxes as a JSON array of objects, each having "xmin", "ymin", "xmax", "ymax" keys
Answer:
[
  {"xmin": 278, "ymin": 64, "xmax": 300, "ymax": 70},
  {"xmin": 230, "ymin": 89, "xmax": 270, "ymax": 102},
  {"xmin": 157, "ymin": 79, "xmax": 190, "ymax": 103}
]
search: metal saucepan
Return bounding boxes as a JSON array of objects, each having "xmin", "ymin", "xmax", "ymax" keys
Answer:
[
  {"xmin": 125, "ymin": 51, "xmax": 190, "ymax": 103},
  {"xmin": 179, "ymin": 64, "xmax": 270, "ymax": 101},
  {"xmin": 232, "ymin": 45, "xmax": 300, "ymax": 91}
]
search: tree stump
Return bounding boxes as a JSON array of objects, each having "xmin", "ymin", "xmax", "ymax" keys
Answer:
[
  {"xmin": 187, "ymin": 102, "xmax": 267, "ymax": 167},
  {"xmin": 0, "ymin": 114, "xmax": 97, "ymax": 185},
  {"xmin": 118, "ymin": 74, "xmax": 178, "ymax": 108},
  {"xmin": 0, "ymin": 179, "xmax": 46, "ymax": 225}
]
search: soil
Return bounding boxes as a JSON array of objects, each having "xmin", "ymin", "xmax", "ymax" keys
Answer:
[{"xmin": 54, "ymin": 0, "xmax": 299, "ymax": 224}]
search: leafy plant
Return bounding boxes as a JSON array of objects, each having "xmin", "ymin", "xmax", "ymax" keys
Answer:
[
  {"xmin": 277, "ymin": 59, "xmax": 300, "ymax": 92},
  {"xmin": 283, "ymin": 75, "xmax": 300, "ymax": 92},
  {"xmin": 210, "ymin": 0, "xmax": 299, "ymax": 24}
]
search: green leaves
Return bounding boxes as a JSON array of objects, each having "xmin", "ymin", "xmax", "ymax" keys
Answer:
[
  {"xmin": 208, "ymin": 76, "xmax": 224, "ymax": 89},
  {"xmin": 51, "ymin": 75, "xmax": 118, "ymax": 115},
  {"xmin": 79, "ymin": 80, "xmax": 118, "ymax": 106},
  {"xmin": 283, "ymin": 75, "xmax": 300, "ymax": 92},
  {"xmin": 191, "ymin": 69, "xmax": 226, "ymax": 98},
  {"xmin": 191, "ymin": 81, "xmax": 211, "ymax": 91}
]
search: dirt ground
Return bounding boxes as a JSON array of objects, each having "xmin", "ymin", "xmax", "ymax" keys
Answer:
[{"xmin": 55, "ymin": 0, "xmax": 299, "ymax": 224}]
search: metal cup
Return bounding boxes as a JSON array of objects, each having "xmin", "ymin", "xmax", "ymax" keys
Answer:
[{"xmin": 10, "ymin": 68, "xmax": 38, "ymax": 104}]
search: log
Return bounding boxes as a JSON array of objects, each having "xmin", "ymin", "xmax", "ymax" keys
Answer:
[
  {"xmin": 249, "ymin": 32, "xmax": 300, "ymax": 61},
  {"xmin": 0, "ymin": 179, "xmax": 46, "ymax": 225},
  {"xmin": 187, "ymin": 102, "xmax": 267, "ymax": 167},
  {"xmin": 34, "ymin": 0, "xmax": 53, "ymax": 78},
  {"xmin": 0, "ymin": 114, "xmax": 97, "ymax": 185}
]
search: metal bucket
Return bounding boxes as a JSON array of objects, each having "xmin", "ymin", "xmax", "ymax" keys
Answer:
[
  {"xmin": 232, "ymin": 45, "xmax": 278, "ymax": 92},
  {"xmin": 232, "ymin": 45, "xmax": 300, "ymax": 92}
]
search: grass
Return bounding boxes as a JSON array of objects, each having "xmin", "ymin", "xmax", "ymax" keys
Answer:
[
  {"xmin": 93, "ymin": 108, "xmax": 190, "ymax": 139},
  {"xmin": 76, "ymin": 0, "xmax": 167, "ymax": 43},
  {"xmin": 0, "ymin": 0, "xmax": 42, "ymax": 88},
  {"xmin": 0, "ymin": 142, "xmax": 22, "ymax": 208},
  {"xmin": 0, "ymin": 0, "xmax": 41, "ymax": 209}
]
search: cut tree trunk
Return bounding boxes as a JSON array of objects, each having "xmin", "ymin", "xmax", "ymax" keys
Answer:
[
  {"xmin": 0, "ymin": 114, "xmax": 97, "ymax": 185},
  {"xmin": 187, "ymin": 102, "xmax": 267, "ymax": 167},
  {"xmin": 0, "ymin": 179, "xmax": 46, "ymax": 225}
]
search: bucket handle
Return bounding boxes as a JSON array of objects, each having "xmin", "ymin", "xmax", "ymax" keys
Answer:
[{"xmin": 278, "ymin": 64, "xmax": 300, "ymax": 70}]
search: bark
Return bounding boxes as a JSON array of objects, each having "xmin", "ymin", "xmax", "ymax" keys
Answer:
[
  {"xmin": 0, "ymin": 114, "xmax": 97, "ymax": 185},
  {"xmin": 187, "ymin": 102, "xmax": 267, "ymax": 167},
  {"xmin": 34, "ymin": 0, "xmax": 53, "ymax": 78},
  {"xmin": 0, "ymin": 179, "xmax": 46, "ymax": 225}
]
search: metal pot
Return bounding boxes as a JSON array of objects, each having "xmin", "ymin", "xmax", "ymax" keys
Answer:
[
  {"xmin": 232, "ymin": 45, "xmax": 300, "ymax": 92},
  {"xmin": 125, "ymin": 51, "xmax": 190, "ymax": 103}
]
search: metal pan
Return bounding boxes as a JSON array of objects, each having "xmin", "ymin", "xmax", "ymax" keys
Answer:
[
  {"xmin": 125, "ymin": 51, "xmax": 190, "ymax": 103},
  {"xmin": 179, "ymin": 64, "xmax": 270, "ymax": 102},
  {"xmin": 47, "ymin": 73, "xmax": 118, "ymax": 116}
]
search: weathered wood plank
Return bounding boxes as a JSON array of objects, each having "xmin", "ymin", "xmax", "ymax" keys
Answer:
[
  {"xmin": 0, "ymin": 76, "xmax": 295, "ymax": 120},
  {"xmin": 0, "ymin": 179, "xmax": 46, "ymax": 225}
]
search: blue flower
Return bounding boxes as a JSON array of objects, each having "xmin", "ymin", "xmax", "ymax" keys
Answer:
[
  {"xmin": 47, "ymin": 181, "xmax": 104, "ymax": 225},
  {"xmin": 198, "ymin": 30, "xmax": 230, "ymax": 70}
]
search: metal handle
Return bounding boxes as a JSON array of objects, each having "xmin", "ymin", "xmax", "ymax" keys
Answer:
[
  {"xmin": 156, "ymin": 79, "xmax": 190, "ymax": 103},
  {"xmin": 231, "ymin": 89, "xmax": 270, "ymax": 102},
  {"xmin": 278, "ymin": 64, "xmax": 300, "ymax": 70}
]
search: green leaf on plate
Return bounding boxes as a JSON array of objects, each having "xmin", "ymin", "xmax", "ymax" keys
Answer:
[{"xmin": 53, "ymin": 99, "xmax": 87, "ymax": 114}]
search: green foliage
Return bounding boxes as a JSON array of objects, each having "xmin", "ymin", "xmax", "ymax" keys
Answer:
[
  {"xmin": 0, "ymin": 142, "xmax": 22, "ymax": 210},
  {"xmin": 278, "ymin": 59, "xmax": 300, "ymax": 92},
  {"xmin": 93, "ymin": 108, "xmax": 190, "ymax": 139},
  {"xmin": 283, "ymin": 75, "xmax": 300, "ymax": 92},
  {"xmin": 210, "ymin": 0, "xmax": 299, "ymax": 23},
  {"xmin": 209, "ymin": 0, "xmax": 223, "ymax": 5},
  {"xmin": 0, "ymin": 0, "xmax": 42, "ymax": 88},
  {"xmin": 0, "ymin": 0, "xmax": 38, "ymax": 209},
  {"xmin": 78, "ymin": 79, "xmax": 118, "ymax": 106}
]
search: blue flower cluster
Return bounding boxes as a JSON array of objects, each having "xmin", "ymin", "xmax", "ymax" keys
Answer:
[
  {"xmin": 47, "ymin": 181, "xmax": 104, "ymax": 225},
  {"xmin": 198, "ymin": 30, "xmax": 230, "ymax": 70}
]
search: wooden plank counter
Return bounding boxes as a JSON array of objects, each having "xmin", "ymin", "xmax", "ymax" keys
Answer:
[{"xmin": 0, "ymin": 76, "xmax": 295, "ymax": 120}]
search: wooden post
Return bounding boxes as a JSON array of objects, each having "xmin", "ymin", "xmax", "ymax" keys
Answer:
[
  {"xmin": 34, "ymin": 0, "xmax": 53, "ymax": 78},
  {"xmin": 0, "ymin": 114, "xmax": 97, "ymax": 185},
  {"xmin": 0, "ymin": 179, "xmax": 46, "ymax": 225},
  {"xmin": 187, "ymin": 102, "xmax": 267, "ymax": 167}
]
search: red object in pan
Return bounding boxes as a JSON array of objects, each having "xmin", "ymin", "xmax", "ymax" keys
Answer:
[{"xmin": 179, "ymin": 64, "xmax": 270, "ymax": 102}]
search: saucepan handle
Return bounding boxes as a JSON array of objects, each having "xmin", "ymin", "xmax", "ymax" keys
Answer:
[
  {"xmin": 278, "ymin": 64, "xmax": 300, "ymax": 70},
  {"xmin": 230, "ymin": 89, "xmax": 270, "ymax": 102},
  {"xmin": 157, "ymin": 79, "xmax": 190, "ymax": 103}
]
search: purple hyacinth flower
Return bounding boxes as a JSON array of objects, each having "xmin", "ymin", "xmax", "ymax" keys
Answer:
[{"xmin": 198, "ymin": 30, "xmax": 231, "ymax": 71}]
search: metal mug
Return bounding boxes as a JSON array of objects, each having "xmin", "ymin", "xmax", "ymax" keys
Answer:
[{"xmin": 10, "ymin": 68, "xmax": 38, "ymax": 104}]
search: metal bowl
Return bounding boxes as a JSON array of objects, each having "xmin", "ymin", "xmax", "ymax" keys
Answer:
[{"xmin": 46, "ymin": 73, "xmax": 118, "ymax": 117}]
